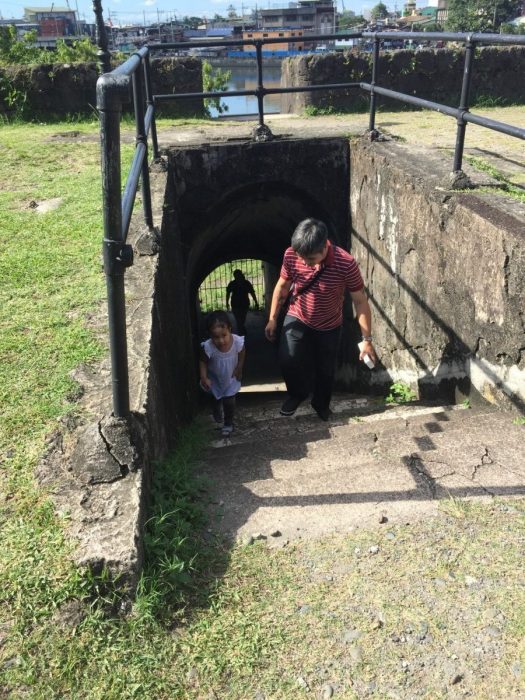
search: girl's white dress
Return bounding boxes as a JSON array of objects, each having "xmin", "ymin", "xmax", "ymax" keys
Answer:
[{"xmin": 201, "ymin": 334, "xmax": 244, "ymax": 399}]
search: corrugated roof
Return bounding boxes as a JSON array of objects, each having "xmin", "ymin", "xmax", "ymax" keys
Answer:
[{"xmin": 24, "ymin": 6, "xmax": 72, "ymax": 12}]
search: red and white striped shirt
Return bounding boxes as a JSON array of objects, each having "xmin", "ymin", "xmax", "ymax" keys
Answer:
[{"xmin": 280, "ymin": 241, "xmax": 364, "ymax": 330}]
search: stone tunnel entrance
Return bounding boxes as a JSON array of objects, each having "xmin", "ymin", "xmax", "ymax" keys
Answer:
[
  {"xmin": 151, "ymin": 135, "xmax": 367, "ymax": 430},
  {"xmin": 146, "ymin": 130, "xmax": 525, "ymax": 446}
]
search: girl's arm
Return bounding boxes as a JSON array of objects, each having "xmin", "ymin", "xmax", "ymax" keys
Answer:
[
  {"xmin": 233, "ymin": 347, "xmax": 246, "ymax": 380},
  {"xmin": 199, "ymin": 348, "xmax": 212, "ymax": 390}
]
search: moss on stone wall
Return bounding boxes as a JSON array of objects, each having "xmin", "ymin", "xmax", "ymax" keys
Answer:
[
  {"xmin": 0, "ymin": 57, "xmax": 204, "ymax": 120},
  {"xmin": 281, "ymin": 46, "xmax": 525, "ymax": 114}
]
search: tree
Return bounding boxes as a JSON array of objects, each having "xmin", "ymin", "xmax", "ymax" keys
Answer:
[
  {"xmin": 338, "ymin": 11, "xmax": 366, "ymax": 29},
  {"xmin": 227, "ymin": 4, "xmax": 238, "ymax": 19},
  {"xmin": 500, "ymin": 20, "xmax": 525, "ymax": 33},
  {"xmin": 181, "ymin": 15, "xmax": 203, "ymax": 29},
  {"xmin": 202, "ymin": 59, "xmax": 231, "ymax": 115},
  {"xmin": 446, "ymin": 0, "xmax": 521, "ymax": 33},
  {"xmin": 0, "ymin": 26, "xmax": 42, "ymax": 65},
  {"xmin": 55, "ymin": 38, "xmax": 97, "ymax": 63},
  {"xmin": 370, "ymin": 2, "xmax": 388, "ymax": 20}
]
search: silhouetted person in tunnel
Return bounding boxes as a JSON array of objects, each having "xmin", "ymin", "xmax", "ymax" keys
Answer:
[
  {"xmin": 226, "ymin": 269, "xmax": 258, "ymax": 336},
  {"xmin": 265, "ymin": 218, "xmax": 377, "ymax": 421}
]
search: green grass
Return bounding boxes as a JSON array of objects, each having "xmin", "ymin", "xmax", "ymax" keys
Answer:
[
  {"xmin": 462, "ymin": 155, "xmax": 525, "ymax": 204},
  {"xmin": 1, "ymin": 117, "xmax": 524, "ymax": 699}
]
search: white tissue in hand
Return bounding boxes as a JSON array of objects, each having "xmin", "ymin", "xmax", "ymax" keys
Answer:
[{"xmin": 358, "ymin": 341, "xmax": 375, "ymax": 369}]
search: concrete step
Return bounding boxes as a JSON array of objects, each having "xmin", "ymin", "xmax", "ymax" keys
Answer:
[
  {"xmin": 205, "ymin": 394, "xmax": 484, "ymax": 449},
  {"xmin": 198, "ymin": 399, "xmax": 525, "ymax": 544}
]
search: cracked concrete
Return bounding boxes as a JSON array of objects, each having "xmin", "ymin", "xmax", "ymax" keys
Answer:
[{"xmin": 199, "ymin": 395, "xmax": 525, "ymax": 545}]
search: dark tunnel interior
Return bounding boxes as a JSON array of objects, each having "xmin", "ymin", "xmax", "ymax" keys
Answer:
[{"xmin": 187, "ymin": 180, "xmax": 339, "ymax": 292}]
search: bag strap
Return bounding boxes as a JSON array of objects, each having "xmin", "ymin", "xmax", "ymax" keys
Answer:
[{"xmin": 292, "ymin": 264, "xmax": 327, "ymax": 300}]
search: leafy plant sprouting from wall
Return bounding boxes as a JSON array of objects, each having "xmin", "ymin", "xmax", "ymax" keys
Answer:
[
  {"xmin": 385, "ymin": 381, "xmax": 417, "ymax": 404},
  {"xmin": 0, "ymin": 72, "xmax": 29, "ymax": 120},
  {"xmin": 202, "ymin": 59, "xmax": 231, "ymax": 116}
]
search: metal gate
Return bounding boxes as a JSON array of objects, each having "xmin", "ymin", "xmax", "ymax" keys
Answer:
[{"xmin": 198, "ymin": 259, "xmax": 265, "ymax": 313}]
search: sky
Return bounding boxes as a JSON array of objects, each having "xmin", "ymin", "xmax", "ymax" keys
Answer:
[{"xmin": 0, "ymin": 0, "xmax": 428, "ymax": 26}]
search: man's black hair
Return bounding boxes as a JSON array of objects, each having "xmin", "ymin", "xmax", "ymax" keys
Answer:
[
  {"xmin": 291, "ymin": 218, "xmax": 328, "ymax": 256},
  {"xmin": 206, "ymin": 310, "xmax": 232, "ymax": 332}
]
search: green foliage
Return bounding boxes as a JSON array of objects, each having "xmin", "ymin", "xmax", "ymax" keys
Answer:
[
  {"xmin": 446, "ymin": 0, "xmax": 520, "ymax": 32},
  {"xmin": 371, "ymin": 2, "xmax": 389, "ymax": 20},
  {"xmin": 0, "ymin": 26, "xmax": 98, "ymax": 68},
  {"xmin": 202, "ymin": 59, "xmax": 231, "ymax": 116},
  {"xmin": 181, "ymin": 15, "xmax": 204, "ymax": 29},
  {"xmin": 0, "ymin": 26, "xmax": 42, "ymax": 65},
  {"xmin": 463, "ymin": 154, "xmax": 525, "ymax": 204},
  {"xmin": 304, "ymin": 104, "xmax": 336, "ymax": 116},
  {"xmin": 513, "ymin": 415, "xmax": 525, "ymax": 425},
  {"xmin": 54, "ymin": 38, "xmax": 98, "ymax": 63},
  {"xmin": 137, "ymin": 424, "xmax": 212, "ymax": 620},
  {"xmin": 0, "ymin": 72, "xmax": 29, "ymax": 119},
  {"xmin": 500, "ymin": 21, "xmax": 525, "ymax": 34},
  {"xmin": 199, "ymin": 259, "xmax": 263, "ymax": 313},
  {"xmin": 338, "ymin": 11, "xmax": 366, "ymax": 29},
  {"xmin": 385, "ymin": 381, "xmax": 417, "ymax": 404}
]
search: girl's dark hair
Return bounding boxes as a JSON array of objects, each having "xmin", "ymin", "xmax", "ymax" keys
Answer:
[{"xmin": 206, "ymin": 310, "xmax": 232, "ymax": 332}]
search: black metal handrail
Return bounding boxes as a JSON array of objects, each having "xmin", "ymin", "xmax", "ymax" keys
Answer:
[{"xmin": 97, "ymin": 30, "xmax": 525, "ymax": 417}]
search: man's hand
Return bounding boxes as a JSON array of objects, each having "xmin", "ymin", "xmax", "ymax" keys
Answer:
[
  {"xmin": 359, "ymin": 339, "xmax": 377, "ymax": 364},
  {"xmin": 265, "ymin": 319, "xmax": 277, "ymax": 342}
]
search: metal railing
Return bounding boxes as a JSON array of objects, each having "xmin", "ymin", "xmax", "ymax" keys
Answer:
[{"xmin": 97, "ymin": 30, "xmax": 525, "ymax": 417}]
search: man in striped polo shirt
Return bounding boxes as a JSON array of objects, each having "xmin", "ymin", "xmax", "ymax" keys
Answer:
[{"xmin": 265, "ymin": 218, "xmax": 377, "ymax": 421}]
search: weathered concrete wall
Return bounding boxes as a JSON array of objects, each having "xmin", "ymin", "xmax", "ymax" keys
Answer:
[
  {"xmin": 0, "ymin": 57, "xmax": 203, "ymax": 118},
  {"xmin": 281, "ymin": 46, "xmax": 525, "ymax": 114},
  {"xmin": 349, "ymin": 138, "xmax": 525, "ymax": 408}
]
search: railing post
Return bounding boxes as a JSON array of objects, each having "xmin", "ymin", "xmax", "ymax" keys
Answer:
[
  {"xmin": 97, "ymin": 75, "xmax": 133, "ymax": 417},
  {"xmin": 453, "ymin": 37, "xmax": 475, "ymax": 172},
  {"xmin": 132, "ymin": 62, "xmax": 154, "ymax": 229},
  {"xmin": 92, "ymin": 0, "xmax": 111, "ymax": 74},
  {"xmin": 368, "ymin": 35, "xmax": 380, "ymax": 136},
  {"xmin": 255, "ymin": 40, "xmax": 265, "ymax": 126},
  {"xmin": 143, "ymin": 51, "xmax": 160, "ymax": 160}
]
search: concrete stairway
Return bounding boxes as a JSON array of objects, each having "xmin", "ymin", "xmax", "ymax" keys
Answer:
[{"xmin": 198, "ymin": 394, "xmax": 525, "ymax": 545}]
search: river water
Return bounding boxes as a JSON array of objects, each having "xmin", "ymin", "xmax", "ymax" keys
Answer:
[{"xmin": 208, "ymin": 62, "xmax": 283, "ymax": 118}]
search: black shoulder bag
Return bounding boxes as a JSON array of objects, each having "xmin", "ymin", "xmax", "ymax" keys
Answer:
[{"xmin": 276, "ymin": 265, "xmax": 327, "ymax": 337}]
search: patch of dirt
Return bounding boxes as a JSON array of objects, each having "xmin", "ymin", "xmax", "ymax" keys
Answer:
[{"xmin": 27, "ymin": 197, "xmax": 63, "ymax": 214}]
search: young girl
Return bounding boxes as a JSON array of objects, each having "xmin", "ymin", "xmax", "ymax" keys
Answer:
[{"xmin": 199, "ymin": 310, "xmax": 245, "ymax": 438}]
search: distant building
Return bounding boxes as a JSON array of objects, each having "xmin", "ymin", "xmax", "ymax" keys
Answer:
[
  {"xmin": 24, "ymin": 6, "xmax": 77, "ymax": 36},
  {"xmin": 0, "ymin": 18, "xmax": 39, "ymax": 38},
  {"xmin": 242, "ymin": 28, "xmax": 304, "ymax": 52},
  {"xmin": 436, "ymin": 0, "xmax": 449, "ymax": 24},
  {"xmin": 260, "ymin": 0, "xmax": 335, "ymax": 35}
]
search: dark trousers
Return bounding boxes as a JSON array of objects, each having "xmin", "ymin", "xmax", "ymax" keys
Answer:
[
  {"xmin": 279, "ymin": 315, "xmax": 341, "ymax": 411},
  {"xmin": 232, "ymin": 306, "xmax": 248, "ymax": 336},
  {"xmin": 214, "ymin": 395, "xmax": 236, "ymax": 426}
]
